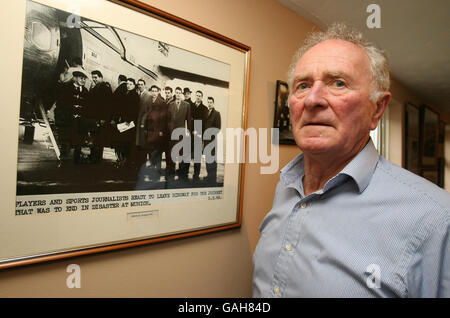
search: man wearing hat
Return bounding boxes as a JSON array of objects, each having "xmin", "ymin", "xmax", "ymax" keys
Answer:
[
  {"xmin": 183, "ymin": 87, "xmax": 195, "ymax": 108},
  {"xmin": 54, "ymin": 67, "xmax": 90, "ymax": 160}
]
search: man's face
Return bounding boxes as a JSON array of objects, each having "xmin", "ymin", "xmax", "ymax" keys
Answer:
[
  {"xmin": 92, "ymin": 74, "xmax": 101, "ymax": 85},
  {"xmin": 137, "ymin": 81, "xmax": 145, "ymax": 92},
  {"xmin": 165, "ymin": 89, "xmax": 173, "ymax": 99},
  {"xmin": 150, "ymin": 88, "xmax": 159, "ymax": 97},
  {"xmin": 74, "ymin": 75, "xmax": 86, "ymax": 87},
  {"xmin": 126, "ymin": 81, "xmax": 135, "ymax": 91},
  {"xmin": 175, "ymin": 89, "xmax": 183, "ymax": 101},
  {"xmin": 184, "ymin": 92, "xmax": 191, "ymax": 100},
  {"xmin": 196, "ymin": 92, "xmax": 203, "ymax": 103},
  {"xmin": 207, "ymin": 99, "xmax": 214, "ymax": 110},
  {"xmin": 289, "ymin": 39, "xmax": 381, "ymax": 157}
]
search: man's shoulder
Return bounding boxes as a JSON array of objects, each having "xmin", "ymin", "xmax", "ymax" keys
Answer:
[
  {"xmin": 165, "ymin": 97, "xmax": 175, "ymax": 104},
  {"xmin": 99, "ymin": 81, "xmax": 111, "ymax": 88},
  {"xmin": 198, "ymin": 103, "xmax": 208, "ymax": 110},
  {"xmin": 210, "ymin": 109, "xmax": 221, "ymax": 122},
  {"xmin": 153, "ymin": 95, "xmax": 165, "ymax": 104},
  {"xmin": 61, "ymin": 81, "xmax": 75, "ymax": 90},
  {"xmin": 97, "ymin": 82, "xmax": 112, "ymax": 93},
  {"xmin": 375, "ymin": 157, "xmax": 450, "ymax": 214},
  {"xmin": 175, "ymin": 100, "xmax": 190, "ymax": 109},
  {"xmin": 113, "ymin": 83, "xmax": 127, "ymax": 94},
  {"xmin": 141, "ymin": 90, "xmax": 151, "ymax": 97},
  {"xmin": 168, "ymin": 100, "xmax": 186, "ymax": 107}
]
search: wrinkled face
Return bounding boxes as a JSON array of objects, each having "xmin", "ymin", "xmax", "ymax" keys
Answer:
[{"xmin": 289, "ymin": 40, "xmax": 380, "ymax": 157}]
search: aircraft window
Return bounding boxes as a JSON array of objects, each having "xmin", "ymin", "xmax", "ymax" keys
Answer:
[
  {"xmin": 31, "ymin": 21, "xmax": 52, "ymax": 51},
  {"xmin": 82, "ymin": 20, "xmax": 123, "ymax": 55}
]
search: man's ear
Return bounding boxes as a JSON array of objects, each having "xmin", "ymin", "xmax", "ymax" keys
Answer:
[{"xmin": 370, "ymin": 92, "xmax": 391, "ymax": 130}]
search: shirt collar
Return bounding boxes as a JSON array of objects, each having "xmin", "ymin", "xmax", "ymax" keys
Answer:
[
  {"xmin": 339, "ymin": 139, "xmax": 379, "ymax": 193},
  {"xmin": 280, "ymin": 139, "xmax": 379, "ymax": 194}
]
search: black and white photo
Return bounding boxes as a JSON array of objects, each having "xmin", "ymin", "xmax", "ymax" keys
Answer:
[
  {"xmin": 17, "ymin": 0, "xmax": 229, "ymax": 196},
  {"xmin": 1, "ymin": 0, "xmax": 249, "ymax": 268}
]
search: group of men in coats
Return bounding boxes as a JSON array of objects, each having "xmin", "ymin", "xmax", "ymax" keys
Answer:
[
  {"xmin": 54, "ymin": 65, "xmax": 222, "ymax": 186},
  {"xmin": 135, "ymin": 83, "xmax": 222, "ymax": 187}
]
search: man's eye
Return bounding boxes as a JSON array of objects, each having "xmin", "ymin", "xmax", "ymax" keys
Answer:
[
  {"xmin": 297, "ymin": 83, "xmax": 308, "ymax": 90},
  {"xmin": 334, "ymin": 80, "xmax": 345, "ymax": 87}
]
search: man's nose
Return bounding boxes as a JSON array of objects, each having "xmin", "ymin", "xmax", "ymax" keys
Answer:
[{"xmin": 303, "ymin": 81, "xmax": 327, "ymax": 109}]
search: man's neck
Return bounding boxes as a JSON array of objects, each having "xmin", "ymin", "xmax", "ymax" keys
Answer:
[{"xmin": 302, "ymin": 136, "xmax": 369, "ymax": 196}]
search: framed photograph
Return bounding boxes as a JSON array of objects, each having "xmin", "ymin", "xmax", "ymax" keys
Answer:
[
  {"xmin": 0, "ymin": 0, "xmax": 250, "ymax": 268},
  {"xmin": 421, "ymin": 105, "xmax": 439, "ymax": 167},
  {"xmin": 404, "ymin": 102, "xmax": 421, "ymax": 174},
  {"xmin": 273, "ymin": 80, "xmax": 295, "ymax": 145}
]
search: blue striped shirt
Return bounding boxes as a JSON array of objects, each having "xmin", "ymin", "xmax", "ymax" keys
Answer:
[{"xmin": 253, "ymin": 140, "xmax": 450, "ymax": 297}]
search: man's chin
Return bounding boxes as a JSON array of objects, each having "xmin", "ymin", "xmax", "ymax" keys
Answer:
[{"xmin": 296, "ymin": 137, "xmax": 336, "ymax": 154}]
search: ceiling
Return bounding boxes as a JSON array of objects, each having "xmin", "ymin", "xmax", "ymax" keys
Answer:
[{"xmin": 276, "ymin": 0, "xmax": 450, "ymax": 113}]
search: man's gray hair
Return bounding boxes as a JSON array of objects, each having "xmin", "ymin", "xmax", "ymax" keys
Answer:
[{"xmin": 287, "ymin": 23, "xmax": 390, "ymax": 102}]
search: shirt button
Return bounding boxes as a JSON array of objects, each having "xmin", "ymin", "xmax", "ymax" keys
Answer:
[
  {"xmin": 300, "ymin": 202, "xmax": 307, "ymax": 209},
  {"xmin": 285, "ymin": 243, "xmax": 292, "ymax": 251},
  {"xmin": 273, "ymin": 286, "xmax": 280, "ymax": 295}
]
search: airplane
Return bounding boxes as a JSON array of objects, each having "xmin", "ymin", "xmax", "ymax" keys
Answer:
[
  {"xmin": 19, "ymin": 0, "xmax": 229, "ymax": 162},
  {"xmin": 20, "ymin": 1, "xmax": 163, "ymax": 159}
]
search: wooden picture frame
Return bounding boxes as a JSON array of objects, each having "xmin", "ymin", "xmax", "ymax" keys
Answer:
[{"xmin": 0, "ymin": 0, "xmax": 250, "ymax": 268}]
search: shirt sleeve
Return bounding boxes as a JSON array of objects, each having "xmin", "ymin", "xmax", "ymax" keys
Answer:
[{"xmin": 406, "ymin": 217, "xmax": 449, "ymax": 298}]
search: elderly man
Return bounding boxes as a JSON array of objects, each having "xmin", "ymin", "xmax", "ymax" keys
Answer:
[{"xmin": 253, "ymin": 23, "xmax": 449, "ymax": 298}]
